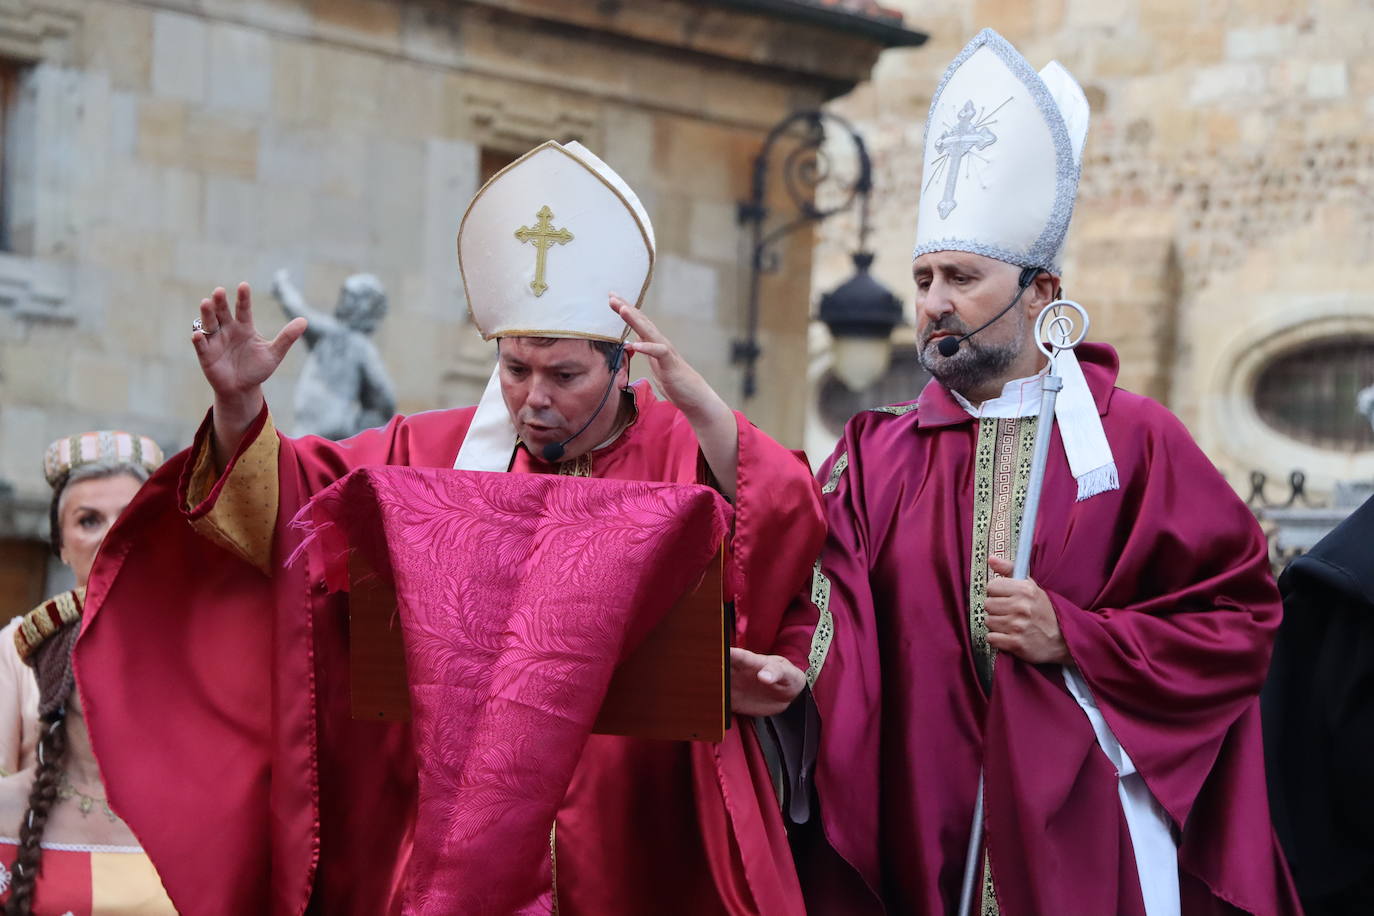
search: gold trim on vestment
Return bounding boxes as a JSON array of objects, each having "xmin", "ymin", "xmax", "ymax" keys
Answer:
[
  {"xmin": 550, "ymin": 821, "xmax": 560, "ymax": 915},
  {"xmin": 805, "ymin": 560, "xmax": 834, "ymax": 688},
  {"xmin": 966, "ymin": 417, "xmax": 1037, "ymax": 691},
  {"xmin": 807, "ymin": 447, "xmax": 852, "ymax": 686},
  {"xmin": 821, "ymin": 451, "xmax": 848, "ymax": 495},
  {"xmin": 489, "ymin": 328, "xmax": 626, "ymax": 343},
  {"xmin": 968, "ymin": 419, "xmax": 998, "ymax": 689},
  {"xmin": 557, "ymin": 452, "xmax": 593, "ymax": 478},
  {"xmin": 966, "ymin": 416, "xmax": 1037, "ymax": 915},
  {"xmin": 186, "ymin": 414, "xmax": 280, "ymax": 574},
  {"xmin": 867, "ymin": 403, "xmax": 920, "ymax": 416},
  {"xmin": 982, "ymin": 849, "xmax": 1000, "ymax": 916}
]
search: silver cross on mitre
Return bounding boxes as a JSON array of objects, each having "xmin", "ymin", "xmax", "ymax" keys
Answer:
[{"xmin": 931, "ymin": 99, "xmax": 1003, "ymax": 219}]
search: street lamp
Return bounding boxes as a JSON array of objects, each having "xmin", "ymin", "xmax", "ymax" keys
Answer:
[
  {"xmin": 735, "ymin": 110, "xmax": 901, "ymax": 399},
  {"xmin": 819, "ymin": 251, "xmax": 903, "ymax": 391}
]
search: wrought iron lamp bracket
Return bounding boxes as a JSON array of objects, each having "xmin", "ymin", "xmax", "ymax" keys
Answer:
[{"xmin": 733, "ymin": 109, "xmax": 874, "ymax": 399}]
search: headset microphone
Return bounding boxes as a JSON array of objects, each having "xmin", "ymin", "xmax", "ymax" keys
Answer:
[
  {"xmin": 540, "ymin": 343, "xmax": 627, "ymax": 463},
  {"xmin": 935, "ymin": 331, "xmax": 964, "ymax": 358},
  {"xmin": 935, "ymin": 266, "xmax": 1043, "ymax": 357}
]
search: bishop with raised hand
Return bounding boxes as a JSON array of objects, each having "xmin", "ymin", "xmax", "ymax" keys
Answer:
[{"xmin": 76, "ymin": 141, "xmax": 824, "ymax": 915}]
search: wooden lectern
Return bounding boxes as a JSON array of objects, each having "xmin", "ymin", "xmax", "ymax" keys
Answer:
[{"xmin": 347, "ymin": 550, "xmax": 729, "ymax": 742}]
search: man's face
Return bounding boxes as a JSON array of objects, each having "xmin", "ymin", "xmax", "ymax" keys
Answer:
[
  {"xmin": 913, "ymin": 251, "xmax": 1031, "ymax": 394},
  {"xmin": 498, "ymin": 337, "xmax": 625, "ymax": 458}
]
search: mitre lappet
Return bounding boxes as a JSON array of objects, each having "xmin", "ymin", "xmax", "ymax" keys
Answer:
[
  {"xmin": 916, "ymin": 28, "xmax": 1117, "ymax": 499},
  {"xmin": 454, "ymin": 139, "xmax": 656, "ymax": 472}
]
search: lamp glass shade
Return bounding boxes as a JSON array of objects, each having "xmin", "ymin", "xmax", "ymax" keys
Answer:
[{"xmin": 831, "ymin": 335, "xmax": 893, "ymax": 392}]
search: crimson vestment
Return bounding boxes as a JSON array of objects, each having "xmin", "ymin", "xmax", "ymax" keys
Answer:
[
  {"xmin": 77, "ymin": 379, "xmax": 823, "ymax": 915},
  {"xmin": 806, "ymin": 345, "xmax": 1301, "ymax": 916}
]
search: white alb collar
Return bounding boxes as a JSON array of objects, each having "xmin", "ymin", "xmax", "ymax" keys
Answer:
[
  {"xmin": 949, "ymin": 353, "xmax": 1118, "ymax": 501},
  {"xmin": 951, "ymin": 366, "xmax": 1048, "ymax": 419}
]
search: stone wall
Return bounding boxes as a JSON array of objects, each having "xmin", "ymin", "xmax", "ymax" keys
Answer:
[{"xmin": 812, "ymin": 0, "xmax": 1374, "ymax": 492}]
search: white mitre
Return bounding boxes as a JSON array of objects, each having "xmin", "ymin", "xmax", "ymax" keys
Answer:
[
  {"xmin": 453, "ymin": 140, "xmax": 656, "ymax": 471},
  {"xmin": 913, "ymin": 28, "xmax": 1089, "ymax": 271},
  {"xmin": 916, "ymin": 30, "xmax": 1117, "ymax": 500}
]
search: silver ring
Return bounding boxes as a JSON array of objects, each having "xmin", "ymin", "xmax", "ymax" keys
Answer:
[{"xmin": 192, "ymin": 318, "xmax": 219, "ymax": 338}]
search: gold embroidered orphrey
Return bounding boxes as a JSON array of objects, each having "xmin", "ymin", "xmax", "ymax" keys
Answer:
[
  {"xmin": 515, "ymin": 205, "xmax": 574, "ymax": 297},
  {"xmin": 967, "ymin": 415, "xmax": 1037, "ymax": 916},
  {"xmin": 967, "ymin": 416, "xmax": 1037, "ymax": 693}
]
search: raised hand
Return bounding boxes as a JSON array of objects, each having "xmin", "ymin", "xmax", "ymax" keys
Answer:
[
  {"xmin": 613, "ymin": 295, "xmax": 739, "ymax": 499},
  {"xmin": 614, "ymin": 294, "xmax": 720, "ymax": 415},
  {"xmin": 194, "ymin": 283, "xmax": 306, "ymax": 396},
  {"xmin": 192, "ymin": 282, "xmax": 307, "ymax": 466},
  {"xmin": 729, "ymin": 647, "xmax": 806, "ymax": 717}
]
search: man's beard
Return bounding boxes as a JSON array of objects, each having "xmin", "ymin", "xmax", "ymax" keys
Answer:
[{"xmin": 917, "ymin": 311, "xmax": 1027, "ymax": 396}]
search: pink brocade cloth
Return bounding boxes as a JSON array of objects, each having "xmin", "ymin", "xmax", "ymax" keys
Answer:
[{"xmin": 289, "ymin": 466, "xmax": 731, "ymax": 916}]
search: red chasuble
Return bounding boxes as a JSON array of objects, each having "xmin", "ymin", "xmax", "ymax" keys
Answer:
[
  {"xmin": 807, "ymin": 345, "xmax": 1301, "ymax": 916},
  {"xmin": 75, "ymin": 379, "xmax": 823, "ymax": 916}
]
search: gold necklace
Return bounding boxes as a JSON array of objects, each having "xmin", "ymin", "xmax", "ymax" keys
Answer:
[{"xmin": 57, "ymin": 773, "xmax": 119, "ymax": 823}]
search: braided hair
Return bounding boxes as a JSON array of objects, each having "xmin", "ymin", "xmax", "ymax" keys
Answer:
[
  {"xmin": 5, "ymin": 619, "xmax": 79, "ymax": 916},
  {"xmin": 8, "ymin": 439, "xmax": 157, "ymax": 909}
]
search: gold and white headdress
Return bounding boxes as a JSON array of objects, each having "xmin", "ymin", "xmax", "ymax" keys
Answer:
[
  {"xmin": 43, "ymin": 431, "xmax": 164, "ymax": 489},
  {"xmin": 454, "ymin": 140, "xmax": 656, "ymax": 471}
]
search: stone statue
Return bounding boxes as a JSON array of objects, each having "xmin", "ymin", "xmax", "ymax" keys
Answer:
[
  {"xmin": 271, "ymin": 269, "xmax": 397, "ymax": 440},
  {"xmin": 1359, "ymin": 383, "xmax": 1374, "ymax": 433}
]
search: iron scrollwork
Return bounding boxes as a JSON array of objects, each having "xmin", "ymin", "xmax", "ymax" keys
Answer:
[{"xmin": 734, "ymin": 110, "xmax": 875, "ymax": 399}]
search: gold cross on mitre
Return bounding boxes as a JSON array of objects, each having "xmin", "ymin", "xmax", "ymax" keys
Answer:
[{"xmin": 514, "ymin": 205, "xmax": 574, "ymax": 297}]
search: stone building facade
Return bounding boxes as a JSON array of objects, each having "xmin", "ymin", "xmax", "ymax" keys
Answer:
[
  {"xmin": 810, "ymin": 0, "xmax": 1374, "ymax": 501},
  {"xmin": 0, "ymin": 0, "xmax": 918, "ymax": 615}
]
